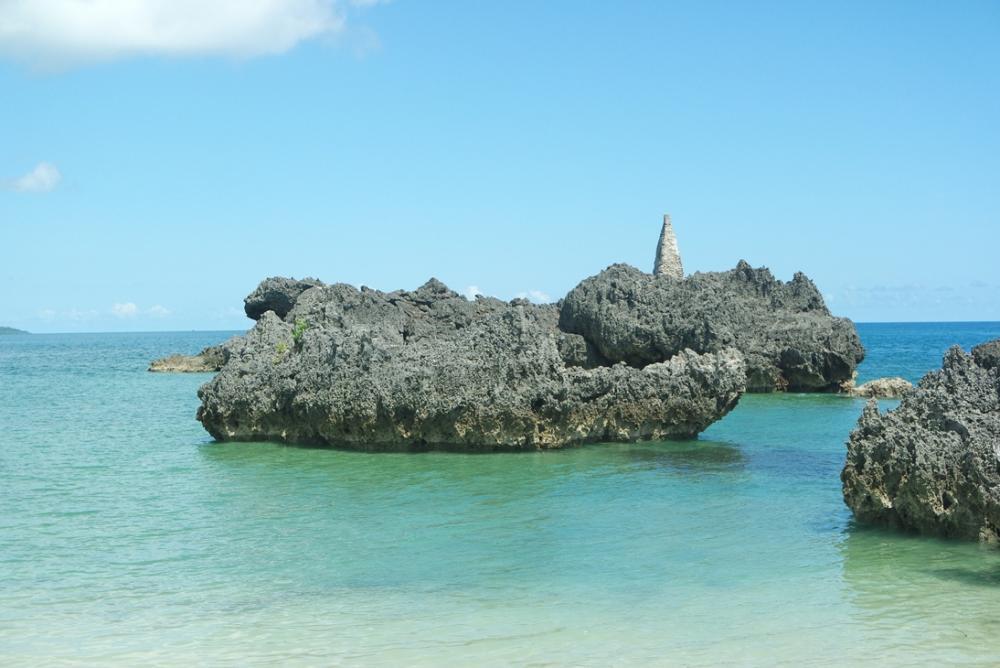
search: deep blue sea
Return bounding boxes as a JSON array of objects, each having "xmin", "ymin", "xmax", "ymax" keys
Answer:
[{"xmin": 2, "ymin": 322, "xmax": 1000, "ymax": 666}]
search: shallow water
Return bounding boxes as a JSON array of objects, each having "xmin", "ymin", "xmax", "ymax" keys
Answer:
[{"xmin": 2, "ymin": 323, "xmax": 1000, "ymax": 666}]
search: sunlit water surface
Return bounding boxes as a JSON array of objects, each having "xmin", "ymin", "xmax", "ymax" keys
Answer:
[{"xmin": 3, "ymin": 323, "xmax": 1000, "ymax": 666}]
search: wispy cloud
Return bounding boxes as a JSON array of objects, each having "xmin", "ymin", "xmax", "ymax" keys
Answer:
[
  {"xmin": 463, "ymin": 285, "xmax": 483, "ymax": 301},
  {"xmin": 515, "ymin": 290, "xmax": 551, "ymax": 303},
  {"xmin": 0, "ymin": 0, "xmax": 383, "ymax": 68},
  {"xmin": 112, "ymin": 302, "xmax": 138, "ymax": 318},
  {"xmin": 7, "ymin": 162, "xmax": 61, "ymax": 193}
]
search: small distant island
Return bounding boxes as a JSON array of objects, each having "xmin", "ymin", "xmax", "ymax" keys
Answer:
[{"xmin": 0, "ymin": 326, "xmax": 29, "ymax": 335}]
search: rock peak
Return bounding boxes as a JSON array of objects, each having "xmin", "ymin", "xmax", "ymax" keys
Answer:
[{"xmin": 653, "ymin": 214, "xmax": 683, "ymax": 279}]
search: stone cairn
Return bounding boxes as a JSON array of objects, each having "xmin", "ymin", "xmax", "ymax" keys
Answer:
[{"xmin": 653, "ymin": 214, "xmax": 684, "ymax": 279}]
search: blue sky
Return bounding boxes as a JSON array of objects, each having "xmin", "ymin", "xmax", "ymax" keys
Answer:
[{"xmin": 2, "ymin": 1, "xmax": 998, "ymax": 332}]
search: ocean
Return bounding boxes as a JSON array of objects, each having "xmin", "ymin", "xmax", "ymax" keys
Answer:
[{"xmin": 2, "ymin": 322, "xmax": 1000, "ymax": 666}]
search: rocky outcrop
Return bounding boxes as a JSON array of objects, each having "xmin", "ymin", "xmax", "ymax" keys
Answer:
[
  {"xmin": 842, "ymin": 342, "xmax": 1000, "ymax": 543},
  {"xmin": 844, "ymin": 377, "xmax": 913, "ymax": 399},
  {"xmin": 197, "ymin": 277, "xmax": 747, "ymax": 450},
  {"xmin": 244, "ymin": 277, "xmax": 322, "ymax": 320},
  {"xmin": 149, "ymin": 344, "xmax": 229, "ymax": 373},
  {"xmin": 559, "ymin": 261, "xmax": 864, "ymax": 392},
  {"xmin": 972, "ymin": 339, "xmax": 1000, "ymax": 371}
]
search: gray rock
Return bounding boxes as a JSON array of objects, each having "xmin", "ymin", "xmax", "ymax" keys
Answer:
[
  {"xmin": 244, "ymin": 276, "xmax": 322, "ymax": 320},
  {"xmin": 653, "ymin": 214, "xmax": 684, "ymax": 279},
  {"xmin": 972, "ymin": 339, "xmax": 1000, "ymax": 371},
  {"xmin": 842, "ymin": 342, "xmax": 1000, "ymax": 543},
  {"xmin": 197, "ymin": 277, "xmax": 747, "ymax": 450},
  {"xmin": 149, "ymin": 344, "xmax": 230, "ymax": 373},
  {"xmin": 559, "ymin": 261, "xmax": 864, "ymax": 392},
  {"xmin": 845, "ymin": 377, "xmax": 913, "ymax": 399}
]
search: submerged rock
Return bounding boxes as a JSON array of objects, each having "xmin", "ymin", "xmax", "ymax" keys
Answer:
[
  {"xmin": 149, "ymin": 344, "xmax": 230, "ymax": 373},
  {"xmin": 845, "ymin": 377, "xmax": 913, "ymax": 399},
  {"xmin": 197, "ymin": 277, "xmax": 746, "ymax": 450},
  {"xmin": 842, "ymin": 341, "xmax": 1000, "ymax": 543},
  {"xmin": 559, "ymin": 261, "xmax": 864, "ymax": 392}
]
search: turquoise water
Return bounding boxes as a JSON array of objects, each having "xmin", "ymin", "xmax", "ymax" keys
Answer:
[{"xmin": 3, "ymin": 323, "xmax": 1000, "ymax": 666}]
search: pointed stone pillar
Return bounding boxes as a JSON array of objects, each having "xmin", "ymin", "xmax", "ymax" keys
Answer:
[{"xmin": 653, "ymin": 214, "xmax": 684, "ymax": 279}]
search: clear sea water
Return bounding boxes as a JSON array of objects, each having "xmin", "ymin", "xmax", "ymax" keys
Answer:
[{"xmin": 3, "ymin": 322, "xmax": 1000, "ymax": 666}]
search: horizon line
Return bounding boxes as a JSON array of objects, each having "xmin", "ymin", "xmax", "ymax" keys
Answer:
[{"xmin": 7, "ymin": 320, "xmax": 1000, "ymax": 336}]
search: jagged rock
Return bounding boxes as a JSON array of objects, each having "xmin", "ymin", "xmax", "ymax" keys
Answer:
[
  {"xmin": 149, "ymin": 344, "xmax": 230, "ymax": 373},
  {"xmin": 197, "ymin": 277, "xmax": 747, "ymax": 450},
  {"xmin": 244, "ymin": 276, "xmax": 322, "ymax": 320},
  {"xmin": 973, "ymin": 340, "xmax": 1000, "ymax": 370},
  {"xmin": 845, "ymin": 377, "xmax": 913, "ymax": 399},
  {"xmin": 842, "ymin": 342, "xmax": 1000, "ymax": 543},
  {"xmin": 559, "ymin": 261, "xmax": 864, "ymax": 392}
]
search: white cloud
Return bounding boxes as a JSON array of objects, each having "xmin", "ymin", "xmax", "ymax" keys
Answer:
[
  {"xmin": 463, "ymin": 285, "xmax": 483, "ymax": 301},
  {"xmin": 0, "ymin": 0, "xmax": 359, "ymax": 67},
  {"xmin": 148, "ymin": 304, "xmax": 171, "ymax": 317},
  {"xmin": 112, "ymin": 302, "xmax": 138, "ymax": 318},
  {"xmin": 9, "ymin": 162, "xmax": 61, "ymax": 192},
  {"xmin": 516, "ymin": 290, "xmax": 551, "ymax": 303}
]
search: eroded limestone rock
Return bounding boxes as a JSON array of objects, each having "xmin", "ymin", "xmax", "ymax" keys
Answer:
[
  {"xmin": 844, "ymin": 377, "xmax": 913, "ymax": 399},
  {"xmin": 244, "ymin": 277, "xmax": 322, "ymax": 320},
  {"xmin": 197, "ymin": 277, "xmax": 747, "ymax": 450},
  {"xmin": 842, "ymin": 342, "xmax": 1000, "ymax": 543},
  {"xmin": 149, "ymin": 344, "xmax": 230, "ymax": 373},
  {"xmin": 559, "ymin": 261, "xmax": 864, "ymax": 392}
]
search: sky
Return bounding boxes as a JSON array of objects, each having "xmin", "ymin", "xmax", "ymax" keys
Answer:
[{"xmin": 2, "ymin": 0, "xmax": 999, "ymax": 332}]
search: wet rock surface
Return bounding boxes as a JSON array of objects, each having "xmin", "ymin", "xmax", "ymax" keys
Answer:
[
  {"xmin": 845, "ymin": 377, "xmax": 914, "ymax": 399},
  {"xmin": 197, "ymin": 277, "xmax": 747, "ymax": 450},
  {"xmin": 149, "ymin": 344, "xmax": 230, "ymax": 373},
  {"xmin": 842, "ymin": 341, "xmax": 1000, "ymax": 543},
  {"xmin": 559, "ymin": 261, "xmax": 864, "ymax": 391}
]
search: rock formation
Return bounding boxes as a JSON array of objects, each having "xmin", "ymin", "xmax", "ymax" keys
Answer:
[
  {"xmin": 844, "ymin": 377, "xmax": 913, "ymax": 399},
  {"xmin": 972, "ymin": 339, "xmax": 1000, "ymax": 371},
  {"xmin": 149, "ymin": 344, "xmax": 230, "ymax": 373},
  {"xmin": 842, "ymin": 341, "xmax": 1000, "ymax": 543},
  {"xmin": 653, "ymin": 214, "xmax": 683, "ymax": 279},
  {"xmin": 197, "ymin": 278, "xmax": 746, "ymax": 450},
  {"xmin": 195, "ymin": 217, "xmax": 862, "ymax": 449},
  {"xmin": 244, "ymin": 277, "xmax": 322, "ymax": 320},
  {"xmin": 559, "ymin": 261, "xmax": 864, "ymax": 392}
]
